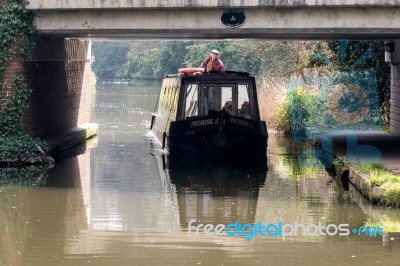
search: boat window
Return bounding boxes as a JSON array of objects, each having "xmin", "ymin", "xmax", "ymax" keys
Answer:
[
  {"xmin": 185, "ymin": 84, "xmax": 198, "ymax": 117},
  {"xmin": 238, "ymin": 84, "xmax": 251, "ymax": 119},
  {"xmin": 202, "ymin": 86, "xmax": 217, "ymax": 114},
  {"xmin": 221, "ymin": 86, "xmax": 233, "ymax": 115}
]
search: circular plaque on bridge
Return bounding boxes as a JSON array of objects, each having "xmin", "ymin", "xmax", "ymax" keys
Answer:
[{"xmin": 221, "ymin": 9, "xmax": 246, "ymax": 28}]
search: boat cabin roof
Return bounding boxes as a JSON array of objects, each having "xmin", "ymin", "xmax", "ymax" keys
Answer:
[
  {"xmin": 167, "ymin": 71, "xmax": 256, "ymax": 84},
  {"xmin": 159, "ymin": 71, "xmax": 261, "ymax": 121}
]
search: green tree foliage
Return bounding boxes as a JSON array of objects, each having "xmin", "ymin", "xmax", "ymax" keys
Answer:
[
  {"xmin": 125, "ymin": 41, "xmax": 190, "ymax": 79},
  {"xmin": 92, "ymin": 40, "xmax": 296, "ymax": 80},
  {"xmin": 184, "ymin": 41, "xmax": 294, "ymax": 76},
  {"xmin": 308, "ymin": 41, "xmax": 390, "ymax": 123},
  {"xmin": 92, "ymin": 41, "xmax": 132, "ymax": 79}
]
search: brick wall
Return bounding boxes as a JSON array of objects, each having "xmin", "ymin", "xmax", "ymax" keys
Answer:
[
  {"xmin": 79, "ymin": 60, "xmax": 95, "ymax": 126},
  {"xmin": 21, "ymin": 38, "xmax": 93, "ymax": 138},
  {"xmin": 391, "ymin": 64, "xmax": 400, "ymax": 136},
  {"xmin": 390, "ymin": 41, "xmax": 400, "ymax": 136}
]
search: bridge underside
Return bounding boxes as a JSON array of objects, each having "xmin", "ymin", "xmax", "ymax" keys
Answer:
[
  {"xmin": 33, "ymin": 8, "xmax": 400, "ymax": 40},
  {"xmin": 35, "ymin": 29, "xmax": 400, "ymax": 40}
]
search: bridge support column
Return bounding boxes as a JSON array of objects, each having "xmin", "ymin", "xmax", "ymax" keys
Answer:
[
  {"xmin": 388, "ymin": 41, "xmax": 400, "ymax": 136},
  {"xmin": 21, "ymin": 38, "xmax": 95, "ymax": 138}
]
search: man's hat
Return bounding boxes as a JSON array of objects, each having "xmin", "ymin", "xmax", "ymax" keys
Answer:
[{"xmin": 211, "ymin": 49, "xmax": 220, "ymax": 54}]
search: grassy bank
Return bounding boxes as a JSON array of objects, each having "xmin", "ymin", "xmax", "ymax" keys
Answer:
[{"xmin": 355, "ymin": 162, "xmax": 400, "ymax": 207}]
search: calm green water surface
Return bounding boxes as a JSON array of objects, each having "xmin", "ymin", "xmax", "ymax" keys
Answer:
[{"xmin": 1, "ymin": 81, "xmax": 399, "ymax": 266}]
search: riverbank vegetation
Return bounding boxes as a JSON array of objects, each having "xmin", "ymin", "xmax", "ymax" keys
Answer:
[
  {"xmin": 355, "ymin": 162, "xmax": 400, "ymax": 207},
  {"xmin": 92, "ymin": 40, "xmax": 390, "ymax": 133},
  {"xmin": 0, "ymin": 0, "xmax": 52, "ymax": 167}
]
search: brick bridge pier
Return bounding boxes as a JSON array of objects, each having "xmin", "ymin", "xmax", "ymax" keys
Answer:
[{"xmin": 1, "ymin": 37, "xmax": 96, "ymax": 153}]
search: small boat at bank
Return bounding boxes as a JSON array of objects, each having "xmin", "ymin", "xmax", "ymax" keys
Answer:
[{"xmin": 150, "ymin": 70, "xmax": 268, "ymax": 159}]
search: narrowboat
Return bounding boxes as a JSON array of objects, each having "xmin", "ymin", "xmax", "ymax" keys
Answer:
[{"xmin": 150, "ymin": 71, "xmax": 268, "ymax": 159}]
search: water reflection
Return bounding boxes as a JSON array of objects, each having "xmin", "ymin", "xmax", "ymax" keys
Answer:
[
  {"xmin": 162, "ymin": 155, "xmax": 267, "ymax": 226},
  {"xmin": 2, "ymin": 81, "xmax": 400, "ymax": 265},
  {"xmin": 0, "ymin": 145, "xmax": 90, "ymax": 265},
  {"xmin": 0, "ymin": 167, "xmax": 47, "ymax": 186}
]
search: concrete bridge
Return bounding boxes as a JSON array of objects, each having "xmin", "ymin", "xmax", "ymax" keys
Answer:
[
  {"xmin": 26, "ymin": 0, "xmax": 400, "ymax": 39},
  {"xmin": 2, "ymin": 0, "xmax": 400, "ymax": 152}
]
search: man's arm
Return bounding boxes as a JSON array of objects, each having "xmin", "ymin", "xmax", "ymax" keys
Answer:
[{"xmin": 215, "ymin": 60, "xmax": 225, "ymax": 72}]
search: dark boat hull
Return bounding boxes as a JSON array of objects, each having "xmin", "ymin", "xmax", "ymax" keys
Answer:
[{"xmin": 165, "ymin": 111, "xmax": 268, "ymax": 160}]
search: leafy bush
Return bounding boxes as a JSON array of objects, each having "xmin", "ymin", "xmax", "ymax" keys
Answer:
[
  {"xmin": 274, "ymin": 96, "xmax": 291, "ymax": 134},
  {"xmin": 274, "ymin": 87, "xmax": 325, "ymax": 136},
  {"xmin": 0, "ymin": 133, "xmax": 50, "ymax": 166},
  {"xmin": 333, "ymin": 156, "xmax": 349, "ymax": 168},
  {"xmin": 0, "ymin": 76, "xmax": 51, "ymax": 166}
]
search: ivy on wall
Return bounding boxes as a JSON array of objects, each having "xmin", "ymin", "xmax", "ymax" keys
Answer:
[
  {"xmin": 0, "ymin": 0, "xmax": 34, "ymax": 82},
  {"xmin": 0, "ymin": 0, "xmax": 52, "ymax": 167}
]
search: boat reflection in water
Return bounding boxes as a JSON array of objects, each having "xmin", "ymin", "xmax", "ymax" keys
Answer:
[{"xmin": 156, "ymin": 154, "xmax": 268, "ymax": 227}]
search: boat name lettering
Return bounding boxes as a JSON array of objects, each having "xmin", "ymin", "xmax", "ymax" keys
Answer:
[
  {"xmin": 229, "ymin": 118, "xmax": 253, "ymax": 128},
  {"xmin": 191, "ymin": 119, "xmax": 214, "ymax": 127}
]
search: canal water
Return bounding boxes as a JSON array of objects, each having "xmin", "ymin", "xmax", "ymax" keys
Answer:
[{"xmin": 1, "ymin": 81, "xmax": 400, "ymax": 265}]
